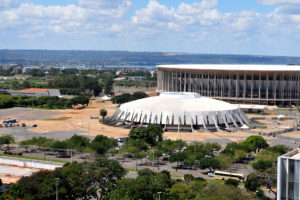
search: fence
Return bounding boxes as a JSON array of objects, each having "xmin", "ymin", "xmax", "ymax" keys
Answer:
[{"xmin": 0, "ymin": 157, "xmax": 63, "ymax": 170}]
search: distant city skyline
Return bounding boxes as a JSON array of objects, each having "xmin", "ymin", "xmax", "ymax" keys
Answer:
[{"xmin": 1, "ymin": 0, "xmax": 300, "ymax": 56}]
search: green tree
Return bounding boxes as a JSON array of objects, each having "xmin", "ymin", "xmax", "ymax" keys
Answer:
[
  {"xmin": 131, "ymin": 92, "xmax": 148, "ymax": 100},
  {"xmin": 224, "ymin": 179, "xmax": 240, "ymax": 187},
  {"xmin": 108, "ymin": 169, "xmax": 171, "ymax": 200},
  {"xmin": 7, "ymin": 171, "xmax": 56, "ymax": 200},
  {"xmin": 198, "ymin": 157, "xmax": 221, "ymax": 172},
  {"xmin": 22, "ymin": 80, "xmax": 31, "ymax": 88},
  {"xmin": 245, "ymin": 173, "xmax": 261, "ymax": 192},
  {"xmin": 129, "ymin": 125, "xmax": 163, "ymax": 147},
  {"xmin": 243, "ymin": 135, "xmax": 268, "ymax": 153},
  {"xmin": 67, "ymin": 134, "xmax": 90, "ymax": 151},
  {"xmin": 215, "ymin": 154, "xmax": 234, "ymax": 170},
  {"xmin": 0, "ymin": 135, "xmax": 14, "ymax": 148},
  {"xmin": 90, "ymin": 135, "xmax": 116, "ymax": 155},
  {"xmin": 104, "ymin": 73, "xmax": 114, "ymax": 95},
  {"xmin": 252, "ymin": 160, "xmax": 273, "ymax": 172},
  {"xmin": 100, "ymin": 109, "xmax": 108, "ymax": 122},
  {"xmin": 184, "ymin": 174, "xmax": 194, "ymax": 182}
]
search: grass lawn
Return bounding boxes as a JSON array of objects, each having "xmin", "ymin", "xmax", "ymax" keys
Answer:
[{"xmin": 0, "ymin": 154, "xmax": 67, "ymax": 164}]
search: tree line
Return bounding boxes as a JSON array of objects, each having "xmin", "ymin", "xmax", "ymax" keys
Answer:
[
  {"xmin": 0, "ymin": 94, "xmax": 90, "ymax": 109},
  {"xmin": 19, "ymin": 134, "xmax": 116, "ymax": 155},
  {"xmin": 111, "ymin": 92, "xmax": 148, "ymax": 105}
]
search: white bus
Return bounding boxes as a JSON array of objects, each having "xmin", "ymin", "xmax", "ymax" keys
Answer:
[{"xmin": 214, "ymin": 171, "xmax": 245, "ymax": 182}]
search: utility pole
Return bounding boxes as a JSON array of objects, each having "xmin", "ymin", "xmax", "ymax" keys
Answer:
[
  {"xmin": 55, "ymin": 178, "xmax": 59, "ymax": 200},
  {"xmin": 157, "ymin": 192, "xmax": 161, "ymax": 200}
]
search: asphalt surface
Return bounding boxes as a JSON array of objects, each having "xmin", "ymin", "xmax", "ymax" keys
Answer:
[
  {"xmin": 0, "ymin": 107, "xmax": 60, "ymax": 121},
  {"xmin": 0, "ymin": 126, "xmax": 90, "ymax": 142}
]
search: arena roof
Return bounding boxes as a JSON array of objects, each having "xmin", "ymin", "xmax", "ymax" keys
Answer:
[
  {"xmin": 157, "ymin": 64, "xmax": 300, "ymax": 72},
  {"xmin": 109, "ymin": 92, "xmax": 249, "ymax": 130}
]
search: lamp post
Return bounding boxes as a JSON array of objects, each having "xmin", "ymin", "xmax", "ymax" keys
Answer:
[
  {"xmin": 157, "ymin": 192, "xmax": 161, "ymax": 200},
  {"xmin": 55, "ymin": 178, "xmax": 59, "ymax": 200}
]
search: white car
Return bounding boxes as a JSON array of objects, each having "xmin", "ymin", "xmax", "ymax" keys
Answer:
[{"xmin": 207, "ymin": 172, "xmax": 214, "ymax": 177}]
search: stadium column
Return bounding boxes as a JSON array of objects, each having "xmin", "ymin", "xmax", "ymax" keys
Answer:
[
  {"xmin": 157, "ymin": 69, "xmax": 159, "ymax": 91},
  {"xmin": 298, "ymin": 73, "xmax": 300, "ymax": 104},
  {"xmin": 179, "ymin": 72, "xmax": 182, "ymax": 91},
  {"xmin": 236, "ymin": 72, "xmax": 239, "ymax": 100},
  {"xmin": 175, "ymin": 71, "xmax": 178, "ymax": 92},
  {"xmin": 201, "ymin": 73, "xmax": 204, "ymax": 95},
  {"xmin": 207, "ymin": 72, "xmax": 210, "ymax": 96},
  {"xmin": 213, "ymin": 72, "xmax": 217, "ymax": 97},
  {"xmin": 189, "ymin": 73, "xmax": 192, "ymax": 92},
  {"xmin": 228, "ymin": 73, "xmax": 232, "ymax": 98},
  {"xmin": 258, "ymin": 72, "xmax": 261, "ymax": 104},
  {"xmin": 243, "ymin": 72, "xmax": 246, "ymax": 100},
  {"xmin": 184, "ymin": 71, "xmax": 187, "ymax": 92},
  {"xmin": 221, "ymin": 73, "xmax": 224, "ymax": 97},
  {"xmin": 266, "ymin": 73, "xmax": 269, "ymax": 104},
  {"xmin": 273, "ymin": 73, "xmax": 277, "ymax": 105},
  {"xmin": 250, "ymin": 72, "xmax": 254, "ymax": 101},
  {"xmin": 167, "ymin": 70, "xmax": 170, "ymax": 92}
]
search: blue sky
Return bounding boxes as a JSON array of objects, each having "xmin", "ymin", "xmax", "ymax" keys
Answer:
[{"xmin": 1, "ymin": 0, "xmax": 300, "ymax": 56}]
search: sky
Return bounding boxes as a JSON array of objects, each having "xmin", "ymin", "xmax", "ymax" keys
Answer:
[{"xmin": 0, "ymin": 0, "xmax": 300, "ymax": 56}]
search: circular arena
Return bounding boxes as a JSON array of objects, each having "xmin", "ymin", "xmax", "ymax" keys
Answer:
[
  {"xmin": 108, "ymin": 92, "xmax": 249, "ymax": 132},
  {"xmin": 157, "ymin": 64, "xmax": 300, "ymax": 106}
]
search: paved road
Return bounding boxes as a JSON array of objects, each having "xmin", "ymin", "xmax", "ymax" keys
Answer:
[{"xmin": 0, "ymin": 126, "xmax": 90, "ymax": 142}]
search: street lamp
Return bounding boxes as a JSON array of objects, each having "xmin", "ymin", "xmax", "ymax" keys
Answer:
[
  {"xmin": 55, "ymin": 178, "xmax": 59, "ymax": 200},
  {"xmin": 157, "ymin": 192, "xmax": 161, "ymax": 200}
]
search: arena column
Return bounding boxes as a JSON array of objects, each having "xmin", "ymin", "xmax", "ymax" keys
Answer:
[
  {"xmin": 258, "ymin": 72, "xmax": 261, "ymax": 104},
  {"xmin": 273, "ymin": 73, "xmax": 277, "ymax": 105},
  {"xmin": 250, "ymin": 72, "xmax": 254, "ymax": 102},
  {"xmin": 172, "ymin": 71, "xmax": 174, "ymax": 92},
  {"xmin": 235, "ymin": 72, "xmax": 240, "ymax": 100},
  {"xmin": 243, "ymin": 72, "xmax": 246, "ymax": 101},
  {"xmin": 266, "ymin": 73, "xmax": 269, "ymax": 104},
  {"xmin": 184, "ymin": 71, "xmax": 187, "ymax": 92}
]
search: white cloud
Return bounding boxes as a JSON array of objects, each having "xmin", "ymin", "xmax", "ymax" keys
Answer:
[
  {"xmin": 258, "ymin": 0, "xmax": 300, "ymax": 5},
  {"xmin": 0, "ymin": 0, "xmax": 300, "ymax": 56},
  {"xmin": 0, "ymin": 0, "xmax": 19, "ymax": 9}
]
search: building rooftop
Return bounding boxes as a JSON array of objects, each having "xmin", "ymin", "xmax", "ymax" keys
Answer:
[
  {"xmin": 157, "ymin": 64, "xmax": 300, "ymax": 72},
  {"xmin": 14, "ymin": 88, "xmax": 56, "ymax": 93},
  {"xmin": 280, "ymin": 148, "xmax": 300, "ymax": 160}
]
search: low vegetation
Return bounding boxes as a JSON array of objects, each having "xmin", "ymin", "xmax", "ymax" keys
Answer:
[{"xmin": 0, "ymin": 94, "xmax": 90, "ymax": 109}]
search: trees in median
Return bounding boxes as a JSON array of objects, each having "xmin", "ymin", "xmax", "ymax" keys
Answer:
[
  {"xmin": 6, "ymin": 158, "xmax": 126, "ymax": 200},
  {"xmin": 0, "ymin": 135, "xmax": 14, "ymax": 148},
  {"xmin": 128, "ymin": 125, "xmax": 163, "ymax": 147}
]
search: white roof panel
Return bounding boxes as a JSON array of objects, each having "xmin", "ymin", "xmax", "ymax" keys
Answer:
[{"xmin": 157, "ymin": 64, "xmax": 300, "ymax": 72}]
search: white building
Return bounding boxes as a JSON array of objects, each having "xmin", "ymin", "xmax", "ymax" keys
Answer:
[
  {"xmin": 108, "ymin": 92, "xmax": 249, "ymax": 131},
  {"xmin": 277, "ymin": 149, "xmax": 300, "ymax": 200}
]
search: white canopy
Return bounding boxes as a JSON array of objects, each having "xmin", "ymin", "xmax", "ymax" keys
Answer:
[
  {"xmin": 101, "ymin": 95, "xmax": 111, "ymax": 101},
  {"xmin": 109, "ymin": 92, "xmax": 249, "ymax": 129}
]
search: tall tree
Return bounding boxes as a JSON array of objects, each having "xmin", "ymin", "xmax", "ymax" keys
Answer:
[
  {"xmin": 0, "ymin": 135, "xmax": 14, "ymax": 149},
  {"xmin": 104, "ymin": 73, "xmax": 114, "ymax": 95},
  {"xmin": 243, "ymin": 135, "xmax": 268, "ymax": 153},
  {"xmin": 100, "ymin": 109, "xmax": 108, "ymax": 122}
]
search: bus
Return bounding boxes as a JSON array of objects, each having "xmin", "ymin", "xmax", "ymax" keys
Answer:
[{"xmin": 214, "ymin": 171, "xmax": 245, "ymax": 182}]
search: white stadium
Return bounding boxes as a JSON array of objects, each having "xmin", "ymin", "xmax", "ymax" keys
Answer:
[{"xmin": 108, "ymin": 92, "xmax": 249, "ymax": 132}]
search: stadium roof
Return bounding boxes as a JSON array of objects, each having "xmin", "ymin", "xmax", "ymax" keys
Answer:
[
  {"xmin": 157, "ymin": 64, "xmax": 300, "ymax": 72},
  {"xmin": 109, "ymin": 92, "xmax": 249, "ymax": 129}
]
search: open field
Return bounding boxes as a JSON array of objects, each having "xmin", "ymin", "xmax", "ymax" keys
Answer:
[{"xmin": 0, "ymin": 96, "xmax": 300, "ymax": 148}]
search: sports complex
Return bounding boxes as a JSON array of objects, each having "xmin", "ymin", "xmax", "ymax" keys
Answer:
[{"xmin": 157, "ymin": 64, "xmax": 300, "ymax": 106}]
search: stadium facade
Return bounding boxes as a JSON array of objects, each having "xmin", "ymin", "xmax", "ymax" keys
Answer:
[{"xmin": 157, "ymin": 64, "xmax": 300, "ymax": 106}]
